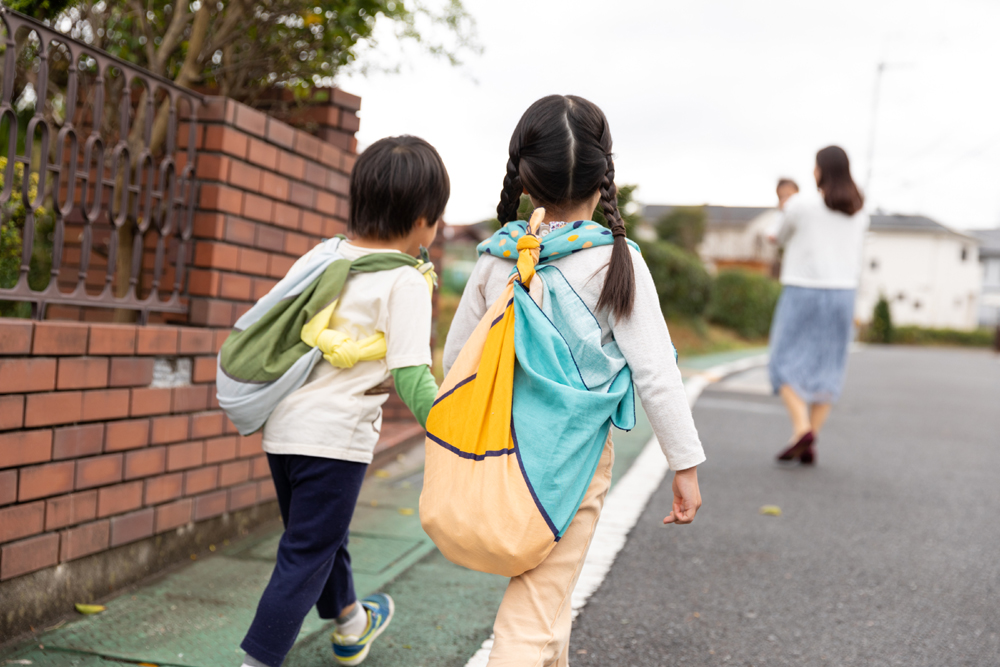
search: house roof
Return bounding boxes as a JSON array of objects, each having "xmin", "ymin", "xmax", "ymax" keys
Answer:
[
  {"xmin": 970, "ymin": 228, "xmax": 1000, "ymax": 258},
  {"xmin": 642, "ymin": 205, "xmax": 771, "ymax": 229}
]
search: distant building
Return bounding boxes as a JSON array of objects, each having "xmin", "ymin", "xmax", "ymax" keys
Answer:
[
  {"xmin": 857, "ymin": 214, "xmax": 981, "ymax": 331},
  {"xmin": 970, "ymin": 228, "xmax": 1000, "ymax": 327},
  {"xmin": 642, "ymin": 205, "xmax": 776, "ymax": 274}
]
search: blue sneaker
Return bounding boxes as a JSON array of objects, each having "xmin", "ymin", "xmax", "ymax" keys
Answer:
[{"xmin": 331, "ymin": 594, "xmax": 395, "ymax": 666}]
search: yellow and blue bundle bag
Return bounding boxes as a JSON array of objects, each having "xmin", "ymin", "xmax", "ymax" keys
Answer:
[{"xmin": 420, "ymin": 210, "xmax": 640, "ymax": 577}]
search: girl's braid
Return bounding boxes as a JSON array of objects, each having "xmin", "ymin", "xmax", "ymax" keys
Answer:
[{"xmin": 497, "ymin": 154, "xmax": 522, "ymax": 224}]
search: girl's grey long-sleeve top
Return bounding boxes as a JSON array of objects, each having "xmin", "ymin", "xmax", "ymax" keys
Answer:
[{"xmin": 442, "ymin": 245, "xmax": 706, "ymax": 472}]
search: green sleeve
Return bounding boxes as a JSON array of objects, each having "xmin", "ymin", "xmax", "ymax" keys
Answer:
[{"xmin": 390, "ymin": 365, "xmax": 439, "ymax": 429}]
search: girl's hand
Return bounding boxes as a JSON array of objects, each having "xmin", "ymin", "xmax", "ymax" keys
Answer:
[{"xmin": 663, "ymin": 467, "xmax": 701, "ymax": 525}]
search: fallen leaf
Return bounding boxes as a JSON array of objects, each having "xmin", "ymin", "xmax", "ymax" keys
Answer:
[
  {"xmin": 759, "ymin": 505, "xmax": 782, "ymax": 516},
  {"xmin": 74, "ymin": 603, "xmax": 106, "ymax": 615},
  {"xmin": 398, "ymin": 507, "xmax": 415, "ymax": 516}
]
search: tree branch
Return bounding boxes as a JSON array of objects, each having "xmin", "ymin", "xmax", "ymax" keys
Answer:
[
  {"xmin": 153, "ymin": 0, "xmax": 192, "ymax": 75},
  {"xmin": 130, "ymin": 0, "xmax": 157, "ymax": 66}
]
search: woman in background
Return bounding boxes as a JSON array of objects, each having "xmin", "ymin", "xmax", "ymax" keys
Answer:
[{"xmin": 768, "ymin": 145, "xmax": 870, "ymax": 464}]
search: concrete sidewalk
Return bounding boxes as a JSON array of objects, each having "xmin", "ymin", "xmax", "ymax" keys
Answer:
[{"xmin": 0, "ymin": 348, "xmax": 764, "ymax": 667}]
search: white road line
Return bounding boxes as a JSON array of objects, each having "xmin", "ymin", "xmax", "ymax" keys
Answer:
[{"xmin": 463, "ymin": 353, "xmax": 769, "ymax": 667}]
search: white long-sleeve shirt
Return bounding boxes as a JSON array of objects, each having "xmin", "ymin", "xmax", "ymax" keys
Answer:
[
  {"xmin": 443, "ymin": 243, "xmax": 705, "ymax": 472},
  {"xmin": 774, "ymin": 191, "xmax": 870, "ymax": 289}
]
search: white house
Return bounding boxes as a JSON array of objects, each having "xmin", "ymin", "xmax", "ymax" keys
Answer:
[
  {"xmin": 856, "ymin": 214, "xmax": 982, "ymax": 330},
  {"xmin": 971, "ymin": 228, "xmax": 1000, "ymax": 327}
]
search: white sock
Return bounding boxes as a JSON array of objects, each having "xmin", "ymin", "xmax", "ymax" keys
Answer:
[
  {"xmin": 335, "ymin": 603, "xmax": 368, "ymax": 637},
  {"xmin": 241, "ymin": 655, "xmax": 270, "ymax": 667}
]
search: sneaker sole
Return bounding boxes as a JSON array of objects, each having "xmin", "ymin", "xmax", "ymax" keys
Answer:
[{"xmin": 333, "ymin": 596, "xmax": 395, "ymax": 666}]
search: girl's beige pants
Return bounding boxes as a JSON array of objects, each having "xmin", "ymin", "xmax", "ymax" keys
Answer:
[{"xmin": 487, "ymin": 436, "xmax": 615, "ymax": 666}]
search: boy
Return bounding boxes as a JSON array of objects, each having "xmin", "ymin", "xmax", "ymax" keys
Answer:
[
  {"xmin": 776, "ymin": 177, "xmax": 799, "ymax": 210},
  {"xmin": 240, "ymin": 136, "xmax": 447, "ymax": 667}
]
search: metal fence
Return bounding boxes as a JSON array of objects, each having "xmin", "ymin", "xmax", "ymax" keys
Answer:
[{"xmin": 0, "ymin": 6, "xmax": 201, "ymax": 323}]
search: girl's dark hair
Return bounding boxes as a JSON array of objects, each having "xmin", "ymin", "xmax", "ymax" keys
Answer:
[
  {"xmin": 497, "ymin": 95, "xmax": 634, "ymax": 319},
  {"xmin": 349, "ymin": 135, "xmax": 450, "ymax": 241},
  {"xmin": 815, "ymin": 145, "xmax": 864, "ymax": 216}
]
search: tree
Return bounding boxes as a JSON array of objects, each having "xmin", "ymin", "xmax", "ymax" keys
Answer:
[
  {"xmin": 656, "ymin": 205, "xmax": 705, "ymax": 252},
  {"xmin": 869, "ymin": 295, "xmax": 894, "ymax": 344}
]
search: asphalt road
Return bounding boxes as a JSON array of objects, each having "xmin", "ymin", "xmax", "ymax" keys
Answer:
[{"xmin": 569, "ymin": 346, "xmax": 1000, "ymax": 667}]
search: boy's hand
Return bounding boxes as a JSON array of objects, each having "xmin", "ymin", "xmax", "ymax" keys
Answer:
[{"xmin": 663, "ymin": 466, "xmax": 701, "ymax": 525}]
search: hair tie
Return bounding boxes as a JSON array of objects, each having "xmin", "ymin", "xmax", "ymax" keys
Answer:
[{"xmin": 612, "ymin": 225, "xmax": 627, "ymax": 238}]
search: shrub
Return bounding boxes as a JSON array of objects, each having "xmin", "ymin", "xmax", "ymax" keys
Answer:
[
  {"xmin": 636, "ymin": 239, "xmax": 712, "ymax": 318},
  {"xmin": 706, "ymin": 269, "xmax": 781, "ymax": 339},
  {"xmin": 869, "ymin": 296, "xmax": 894, "ymax": 344},
  {"xmin": 655, "ymin": 205, "xmax": 706, "ymax": 252},
  {"xmin": 888, "ymin": 325, "xmax": 993, "ymax": 347}
]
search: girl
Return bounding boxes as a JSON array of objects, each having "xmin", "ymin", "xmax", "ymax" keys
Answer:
[
  {"xmin": 769, "ymin": 145, "xmax": 870, "ymax": 465},
  {"xmin": 442, "ymin": 95, "xmax": 705, "ymax": 665}
]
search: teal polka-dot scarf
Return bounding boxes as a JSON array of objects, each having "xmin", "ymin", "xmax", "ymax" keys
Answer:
[{"xmin": 476, "ymin": 219, "xmax": 639, "ymax": 262}]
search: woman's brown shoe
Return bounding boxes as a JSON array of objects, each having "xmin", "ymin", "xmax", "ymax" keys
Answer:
[
  {"xmin": 777, "ymin": 431, "xmax": 814, "ymax": 462},
  {"xmin": 799, "ymin": 441, "xmax": 816, "ymax": 465}
]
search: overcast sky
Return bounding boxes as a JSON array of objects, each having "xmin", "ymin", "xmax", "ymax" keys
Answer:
[{"xmin": 337, "ymin": 0, "xmax": 1000, "ymax": 230}]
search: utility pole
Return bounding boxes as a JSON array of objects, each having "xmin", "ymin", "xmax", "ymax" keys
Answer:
[{"xmin": 864, "ymin": 61, "xmax": 914, "ymax": 198}]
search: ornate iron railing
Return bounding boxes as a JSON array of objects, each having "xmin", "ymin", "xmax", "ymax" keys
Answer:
[{"xmin": 0, "ymin": 6, "xmax": 201, "ymax": 323}]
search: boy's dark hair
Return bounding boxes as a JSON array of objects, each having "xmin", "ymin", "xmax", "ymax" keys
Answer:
[
  {"xmin": 497, "ymin": 95, "xmax": 635, "ymax": 319},
  {"xmin": 349, "ymin": 135, "xmax": 450, "ymax": 240},
  {"xmin": 777, "ymin": 178, "xmax": 799, "ymax": 191}
]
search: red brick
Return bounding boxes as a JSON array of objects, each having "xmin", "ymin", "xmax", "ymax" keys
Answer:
[
  {"xmin": 108, "ymin": 357, "xmax": 155, "ymax": 387},
  {"xmin": 204, "ymin": 435, "xmax": 237, "ymax": 464},
  {"xmin": 194, "ymin": 241, "xmax": 239, "ymax": 271},
  {"xmin": 284, "ymin": 232, "xmax": 311, "ymax": 257},
  {"xmin": 45, "ymin": 490, "xmax": 98, "ymax": 530},
  {"xmin": 278, "ymin": 151, "xmax": 306, "ymax": 180},
  {"xmin": 0, "ymin": 395, "xmax": 24, "ymax": 430},
  {"xmin": 18, "ymin": 461, "xmax": 75, "ymax": 501},
  {"xmin": 155, "ymin": 497, "xmax": 193, "ymax": 532},
  {"xmin": 252, "ymin": 278, "xmax": 278, "ymax": 301},
  {"xmin": 203, "ymin": 125, "xmax": 248, "ymax": 158},
  {"xmin": 124, "ymin": 447, "xmax": 165, "ymax": 479},
  {"xmin": 216, "ymin": 274, "xmax": 249, "ymax": 301},
  {"xmin": 228, "ymin": 161, "xmax": 262, "ymax": 192},
  {"xmin": 32, "ymin": 321, "xmax": 88, "ymax": 355},
  {"xmin": 218, "ymin": 459, "xmax": 250, "ymax": 487},
  {"xmin": 0, "ymin": 358, "xmax": 56, "ymax": 393},
  {"xmin": 131, "ymin": 387, "xmax": 173, "ymax": 417},
  {"xmin": 289, "ymin": 182, "xmax": 317, "ymax": 210},
  {"xmin": 0, "ymin": 320, "xmax": 33, "ymax": 355},
  {"xmin": 105, "ymin": 418, "xmax": 150, "ymax": 452},
  {"xmin": 213, "ymin": 329, "xmax": 231, "ymax": 354},
  {"xmin": 87, "ymin": 324, "xmax": 137, "ymax": 355},
  {"xmin": 75, "ymin": 454, "xmax": 123, "ymax": 490},
  {"xmin": 97, "ymin": 480, "xmax": 143, "ymax": 517},
  {"xmin": 1, "ymin": 533, "xmax": 59, "ymax": 580},
  {"xmin": 239, "ymin": 248, "xmax": 270, "ymax": 276},
  {"xmin": 151, "ymin": 414, "xmax": 190, "ymax": 445},
  {"xmin": 167, "ymin": 441, "xmax": 204, "ymax": 471},
  {"xmin": 266, "ymin": 118, "xmax": 295, "ymax": 148},
  {"xmin": 192, "ymin": 489, "xmax": 227, "ymax": 520},
  {"xmin": 340, "ymin": 110, "xmax": 360, "ymax": 132},
  {"xmin": 248, "ymin": 138, "xmax": 278, "ymax": 170},
  {"xmin": 242, "ymin": 192, "xmax": 275, "ymax": 223},
  {"xmin": 332, "ymin": 89, "xmax": 361, "ymax": 111},
  {"xmin": 183, "ymin": 466, "xmax": 219, "ymax": 495},
  {"xmin": 190, "ymin": 412, "xmax": 225, "ymax": 439},
  {"xmin": 260, "ymin": 171, "xmax": 289, "ymax": 201},
  {"xmin": 341, "ymin": 154, "xmax": 357, "ymax": 174},
  {"xmin": 251, "ymin": 455, "xmax": 270, "ymax": 480},
  {"xmin": 109, "ymin": 507, "xmax": 154, "ymax": 547},
  {"xmin": 55, "ymin": 357, "xmax": 109, "ymax": 390},
  {"xmin": 320, "ymin": 142, "xmax": 346, "ymax": 170},
  {"xmin": 232, "ymin": 304, "xmax": 251, "ymax": 322},
  {"xmin": 178, "ymin": 329, "xmax": 214, "ymax": 355},
  {"xmin": 228, "ymin": 482, "xmax": 258, "ymax": 511},
  {"xmin": 0, "ymin": 501, "xmax": 45, "ymax": 542},
  {"xmin": 193, "ymin": 211, "xmax": 226, "ymax": 240},
  {"xmin": 144, "ymin": 472, "xmax": 183, "ymax": 505},
  {"xmin": 300, "ymin": 210, "xmax": 323, "ymax": 236},
  {"xmin": 238, "ymin": 432, "xmax": 264, "ymax": 458},
  {"xmin": 192, "ymin": 357, "xmax": 217, "ymax": 384},
  {"xmin": 272, "ymin": 201, "xmax": 301, "ymax": 230},
  {"xmin": 172, "ymin": 385, "xmax": 210, "ymax": 413},
  {"xmin": 200, "ymin": 182, "xmax": 243, "ymax": 214},
  {"xmin": 60, "ymin": 519, "xmax": 110, "ymax": 561},
  {"xmin": 269, "ymin": 254, "xmax": 296, "ymax": 279},
  {"xmin": 258, "ymin": 478, "xmax": 277, "ymax": 501},
  {"xmin": 187, "ymin": 270, "xmax": 222, "ymax": 299},
  {"xmin": 0, "ymin": 469, "xmax": 16, "ymax": 505},
  {"xmin": 81, "ymin": 389, "xmax": 131, "ymax": 422},
  {"xmin": 199, "ymin": 97, "xmax": 232, "ymax": 122},
  {"xmin": 323, "ymin": 218, "xmax": 347, "ymax": 238},
  {"xmin": 188, "ymin": 299, "xmax": 235, "ymax": 328},
  {"xmin": 24, "ymin": 391, "xmax": 82, "ymax": 427},
  {"xmin": 254, "ymin": 225, "xmax": 285, "ymax": 253},
  {"xmin": 234, "ymin": 105, "xmax": 267, "ymax": 136},
  {"xmin": 327, "ymin": 170, "xmax": 349, "ymax": 196},
  {"xmin": 316, "ymin": 190, "xmax": 339, "ymax": 217},
  {"xmin": 136, "ymin": 327, "xmax": 179, "ymax": 355},
  {"xmin": 222, "ymin": 216, "xmax": 256, "ymax": 248},
  {"xmin": 52, "ymin": 424, "xmax": 104, "ymax": 459},
  {"xmin": 195, "ymin": 153, "xmax": 230, "ymax": 181}
]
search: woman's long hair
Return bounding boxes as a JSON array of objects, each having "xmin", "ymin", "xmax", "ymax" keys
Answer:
[
  {"xmin": 497, "ymin": 95, "xmax": 634, "ymax": 319},
  {"xmin": 816, "ymin": 145, "xmax": 864, "ymax": 216}
]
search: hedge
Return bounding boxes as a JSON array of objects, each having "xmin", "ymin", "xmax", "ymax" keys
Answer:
[
  {"xmin": 706, "ymin": 269, "xmax": 781, "ymax": 339},
  {"xmin": 636, "ymin": 239, "xmax": 712, "ymax": 318}
]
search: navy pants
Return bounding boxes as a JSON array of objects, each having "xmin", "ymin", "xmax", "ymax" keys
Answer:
[{"xmin": 241, "ymin": 453, "xmax": 368, "ymax": 667}]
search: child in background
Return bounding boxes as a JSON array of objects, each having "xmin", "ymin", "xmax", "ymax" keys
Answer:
[
  {"xmin": 239, "ymin": 135, "xmax": 446, "ymax": 667},
  {"xmin": 777, "ymin": 177, "xmax": 799, "ymax": 210},
  {"xmin": 442, "ymin": 95, "xmax": 705, "ymax": 666}
]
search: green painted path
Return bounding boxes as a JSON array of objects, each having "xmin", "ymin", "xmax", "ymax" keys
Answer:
[{"xmin": 1, "ymin": 349, "xmax": 765, "ymax": 667}]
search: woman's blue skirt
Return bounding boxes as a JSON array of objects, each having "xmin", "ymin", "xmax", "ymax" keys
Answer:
[{"xmin": 768, "ymin": 285, "xmax": 856, "ymax": 404}]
